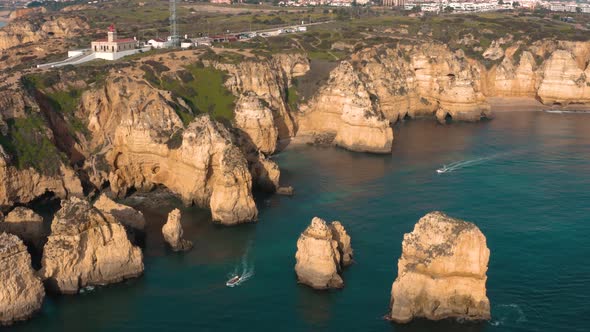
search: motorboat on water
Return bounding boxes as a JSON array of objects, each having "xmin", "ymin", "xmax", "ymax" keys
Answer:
[
  {"xmin": 436, "ymin": 166, "xmax": 449, "ymax": 174},
  {"xmin": 226, "ymin": 275, "xmax": 241, "ymax": 287}
]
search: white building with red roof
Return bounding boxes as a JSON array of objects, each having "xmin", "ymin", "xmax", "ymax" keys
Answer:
[{"xmin": 90, "ymin": 25, "xmax": 139, "ymax": 60}]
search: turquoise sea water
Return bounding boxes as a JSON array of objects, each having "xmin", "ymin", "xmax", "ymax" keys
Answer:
[{"xmin": 8, "ymin": 111, "xmax": 590, "ymax": 332}]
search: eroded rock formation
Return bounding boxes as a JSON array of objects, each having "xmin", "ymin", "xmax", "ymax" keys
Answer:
[
  {"xmin": 214, "ymin": 53, "xmax": 310, "ymax": 139},
  {"xmin": 297, "ymin": 61, "xmax": 394, "ymax": 153},
  {"xmin": 0, "ymin": 233, "xmax": 45, "ymax": 325},
  {"xmin": 0, "ymin": 146, "xmax": 83, "ymax": 209},
  {"xmin": 82, "ymin": 75, "xmax": 257, "ymax": 225},
  {"xmin": 330, "ymin": 221, "xmax": 353, "ymax": 267},
  {"xmin": 234, "ymin": 92, "xmax": 278, "ymax": 154},
  {"xmin": 537, "ymin": 50, "xmax": 590, "ymax": 104},
  {"xmin": 162, "ymin": 208, "xmax": 192, "ymax": 251},
  {"xmin": 0, "ymin": 207, "xmax": 44, "ymax": 247},
  {"xmin": 295, "ymin": 217, "xmax": 353, "ymax": 289},
  {"xmin": 93, "ymin": 194, "xmax": 145, "ymax": 230},
  {"xmin": 352, "ymin": 44, "xmax": 492, "ymax": 123},
  {"xmin": 389, "ymin": 211, "xmax": 490, "ymax": 323},
  {"xmin": 0, "ymin": 16, "xmax": 88, "ymax": 51},
  {"xmin": 40, "ymin": 197, "xmax": 143, "ymax": 294}
]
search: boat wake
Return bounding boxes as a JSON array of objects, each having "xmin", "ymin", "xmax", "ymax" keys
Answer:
[
  {"xmin": 543, "ymin": 109, "xmax": 590, "ymax": 114},
  {"xmin": 436, "ymin": 156, "xmax": 495, "ymax": 174},
  {"xmin": 226, "ymin": 245, "xmax": 255, "ymax": 287}
]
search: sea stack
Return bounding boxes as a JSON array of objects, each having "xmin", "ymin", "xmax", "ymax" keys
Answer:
[
  {"xmin": 389, "ymin": 211, "xmax": 491, "ymax": 323},
  {"xmin": 295, "ymin": 217, "xmax": 353, "ymax": 289},
  {"xmin": 162, "ymin": 209, "xmax": 193, "ymax": 252},
  {"xmin": 0, "ymin": 233, "xmax": 45, "ymax": 325},
  {"xmin": 40, "ymin": 197, "xmax": 144, "ymax": 294}
]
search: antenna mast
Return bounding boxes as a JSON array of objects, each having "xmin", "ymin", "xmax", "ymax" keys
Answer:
[{"xmin": 170, "ymin": 0, "xmax": 179, "ymax": 47}]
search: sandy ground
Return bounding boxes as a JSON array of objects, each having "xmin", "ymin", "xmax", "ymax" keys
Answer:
[{"xmin": 487, "ymin": 97, "xmax": 590, "ymax": 112}]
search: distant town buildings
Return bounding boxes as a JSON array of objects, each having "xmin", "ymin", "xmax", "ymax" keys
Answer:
[
  {"xmin": 383, "ymin": 0, "xmax": 406, "ymax": 7},
  {"xmin": 275, "ymin": 0, "xmax": 590, "ymax": 14}
]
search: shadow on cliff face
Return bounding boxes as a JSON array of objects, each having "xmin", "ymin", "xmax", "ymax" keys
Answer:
[{"xmin": 17, "ymin": 191, "xmax": 61, "ymax": 270}]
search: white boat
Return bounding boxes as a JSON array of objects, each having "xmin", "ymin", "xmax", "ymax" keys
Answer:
[
  {"xmin": 436, "ymin": 166, "xmax": 449, "ymax": 174},
  {"xmin": 226, "ymin": 275, "xmax": 241, "ymax": 287}
]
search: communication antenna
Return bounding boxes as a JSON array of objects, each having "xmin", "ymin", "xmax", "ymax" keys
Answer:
[{"xmin": 170, "ymin": 0, "xmax": 179, "ymax": 47}]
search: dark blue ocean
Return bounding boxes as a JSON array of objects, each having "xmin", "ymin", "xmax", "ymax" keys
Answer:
[{"xmin": 8, "ymin": 111, "xmax": 590, "ymax": 331}]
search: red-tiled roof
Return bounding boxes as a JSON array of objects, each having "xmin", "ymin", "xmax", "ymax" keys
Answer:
[
  {"xmin": 93, "ymin": 38, "xmax": 135, "ymax": 43},
  {"xmin": 150, "ymin": 38, "xmax": 166, "ymax": 43}
]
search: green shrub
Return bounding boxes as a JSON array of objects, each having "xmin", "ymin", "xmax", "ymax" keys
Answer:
[{"xmin": 0, "ymin": 112, "xmax": 65, "ymax": 176}]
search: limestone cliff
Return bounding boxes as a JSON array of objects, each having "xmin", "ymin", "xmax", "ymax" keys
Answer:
[
  {"xmin": 486, "ymin": 49, "xmax": 539, "ymax": 97},
  {"xmin": 352, "ymin": 44, "xmax": 492, "ymax": 123},
  {"xmin": 214, "ymin": 53, "xmax": 310, "ymax": 139},
  {"xmin": 81, "ymin": 74, "xmax": 257, "ymax": 225},
  {"xmin": 234, "ymin": 91, "xmax": 278, "ymax": 154},
  {"xmin": 0, "ymin": 146, "xmax": 83, "ymax": 209},
  {"xmin": 295, "ymin": 217, "xmax": 353, "ymax": 289},
  {"xmin": 297, "ymin": 61, "xmax": 394, "ymax": 154},
  {"xmin": 40, "ymin": 197, "xmax": 144, "ymax": 294},
  {"xmin": 93, "ymin": 194, "xmax": 146, "ymax": 231},
  {"xmin": 0, "ymin": 207, "xmax": 44, "ymax": 247},
  {"xmin": 537, "ymin": 50, "xmax": 590, "ymax": 104},
  {"xmin": 0, "ymin": 16, "xmax": 88, "ymax": 51},
  {"xmin": 389, "ymin": 211, "xmax": 490, "ymax": 323},
  {"xmin": 0, "ymin": 233, "xmax": 45, "ymax": 325}
]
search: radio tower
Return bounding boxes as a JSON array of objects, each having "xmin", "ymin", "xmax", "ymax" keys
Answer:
[{"xmin": 169, "ymin": 0, "xmax": 179, "ymax": 47}]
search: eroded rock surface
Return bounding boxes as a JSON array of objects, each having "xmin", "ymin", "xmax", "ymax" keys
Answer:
[
  {"xmin": 298, "ymin": 61, "xmax": 394, "ymax": 153},
  {"xmin": 295, "ymin": 217, "xmax": 353, "ymax": 289},
  {"xmin": 162, "ymin": 208, "xmax": 192, "ymax": 252},
  {"xmin": 40, "ymin": 197, "xmax": 143, "ymax": 294},
  {"xmin": 215, "ymin": 53, "xmax": 310, "ymax": 139},
  {"xmin": 0, "ymin": 146, "xmax": 83, "ymax": 209},
  {"xmin": 0, "ymin": 207, "xmax": 44, "ymax": 247},
  {"xmin": 389, "ymin": 211, "xmax": 490, "ymax": 323},
  {"xmin": 234, "ymin": 92, "xmax": 278, "ymax": 154},
  {"xmin": 330, "ymin": 221, "xmax": 353, "ymax": 267},
  {"xmin": 82, "ymin": 75, "xmax": 257, "ymax": 225},
  {"xmin": 0, "ymin": 233, "xmax": 44, "ymax": 325},
  {"xmin": 93, "ymin": 194, "xmax": 145, "ymax": 230},
  {"xmin": 0, "ymin": 16, "xmax": 88, "ymax": 51}
]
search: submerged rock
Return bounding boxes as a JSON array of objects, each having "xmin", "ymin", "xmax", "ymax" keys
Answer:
[
  {"xmin": 276, "ymin": 186, "xmax": 294, "ymax": 196},
  {"xmin": 40, "ymin": 197, "xmax": 144, "ymax": 294},
  {"xmin": 93, "ymin": 194, "xmax": 145, "ymax": 230},
  {"xmin": 389, "ymin": 211, "xmax": 490, "ymax": 323},
  {"xmin": 0, "ymin": 233, "xmax": 45, "ymax": 325},
  {"xmin": 0, "ymin": 207, "xmax": 44, "ymax": 247},
  {"xmin": 295, "ymin": 217, "xmax": 353, "ymax": 289},
  {"xmin": 162, "ymin": 209, "xmax": 193, "ymax": 252}
]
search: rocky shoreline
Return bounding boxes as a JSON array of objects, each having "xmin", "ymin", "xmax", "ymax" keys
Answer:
[{"xmin": 0, "ymin": 12, "xmax": 589, "ymax": 327}]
